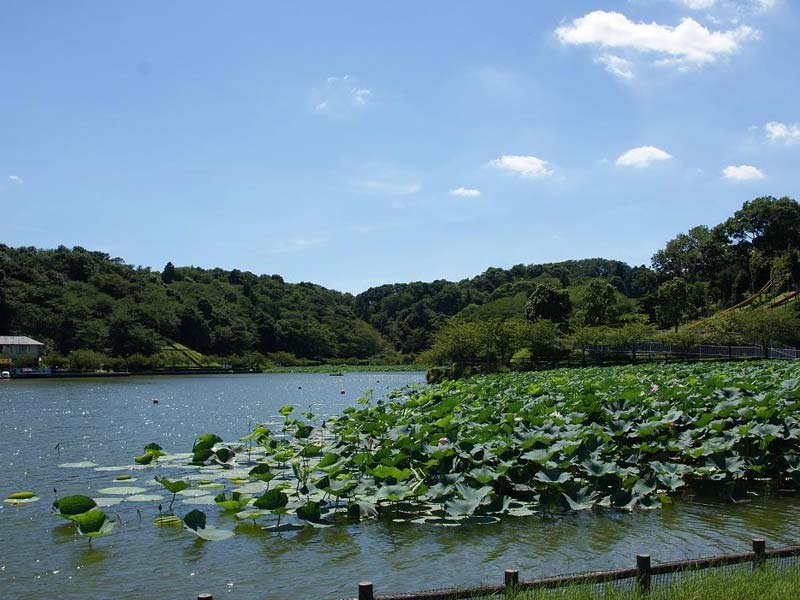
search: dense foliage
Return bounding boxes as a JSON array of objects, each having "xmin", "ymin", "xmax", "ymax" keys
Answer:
[
  {"xmin": 34, "ymin": 361, "xmax": 800, "ymax": 540},
  {"xmin": 1, "ymin": 196, "xmax": 798, "ymax": 368},
  {"xmin": 0, "ymin": 246, "xmax": 388, "ymax": 364}
]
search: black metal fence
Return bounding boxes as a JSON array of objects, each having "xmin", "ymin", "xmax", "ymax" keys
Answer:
[
  {"xmin": 584, "ymin": 342, "xmax": 798, "ymax": 361},
  {"xmin": 344, "ymin": 539, "xmax": 796, "ymax": 600},
  {"xmin": 193, "ymin": 538, "xmax": 800, "ymax": 600}
]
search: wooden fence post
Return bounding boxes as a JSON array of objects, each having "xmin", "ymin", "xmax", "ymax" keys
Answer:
[
  {"xmin": 753, "ymin": 539, "xmax": 766, "ymax": 571},
  {"xmin": 636, "ymin": 554, "xmax": 651, "ymax": 595},
  {"xmin": 504, "ymin": 568, "xmax": 519, "ymax": 592},
  {"xmin": 359, "ymin": 581, "xmax": 375, "ymax": 600}
]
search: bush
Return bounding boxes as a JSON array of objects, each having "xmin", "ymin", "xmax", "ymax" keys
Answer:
[
  {"xmin": 41, "ymin": 352, "xmax": 68, "ymax": 369},
  {"xmin": 67, "ymin": 349, "xmax": 108, "ymax": 371}
]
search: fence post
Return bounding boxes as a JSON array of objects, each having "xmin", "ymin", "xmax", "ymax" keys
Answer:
[
  {"xmin": 636, "ymin": 554, "xmax": 651, "ymax": 595},
  {"xmin": 504, "ymin": 568, "xmax": 519, "ymax": 593},
  {"xmin": 359, "ymin": 581, "xmax": 375, "ymax": 600},
  {"xmin": 753, "ymin": 539, "xmax": 766, "ymax": 571}
]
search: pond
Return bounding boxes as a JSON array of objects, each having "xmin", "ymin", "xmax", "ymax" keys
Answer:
[{"xmin": 3, "ymin": 372, "xmax": 800, "ymax": 600}]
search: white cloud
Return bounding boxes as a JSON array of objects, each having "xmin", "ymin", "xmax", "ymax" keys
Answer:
[
  {"xmin": 680, "ymin": 0, "xmax": 715, "ymax": 8},
  {"xmin": 595, "ymin": 53, "xmax": 634, "ymax": 79},
  {"xmin": 353, "ymin": 179, "xmax": 421, "ymax": 195},
  {"xmin": 271, "ymin": 237, "xmax": 327, "ymax": 254},
  {"xmin": 312, "ymin": 75, "xmax": 373, "ymax": 115},
  {"xmin": 556, "ymin": 11, "xmax": 758, "ymax": 71},
  {"xmin": 490, "ymin": 155, "xmax": 554, "ymax": 178},
  {"xmin": 450, "ymin": 187, "xmax": 481, "ymax": 197},
  {"xmin": 765, "ymin": 121, "xmax": 800, "ymax": 145},
  {"xmin": 722, "ymin": 164, "xmax": 765, "ymax": 181},
  {"xmin": 8, "ymin": 175, "xmax": 23, "ymax": 184},
  {"xmin": 755, "ymin": 0, "xmax": 778, "ymax": 11},
  {"xmin": 615, "ymin": 146, "xmax": 673, "ymax": 168}
]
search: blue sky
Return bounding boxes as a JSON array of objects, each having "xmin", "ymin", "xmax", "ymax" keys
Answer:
[{"xmin": 2, "ymin": 0, "xmax": 798, "ymax": 292}]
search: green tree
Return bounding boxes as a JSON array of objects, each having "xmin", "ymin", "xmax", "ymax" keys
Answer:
[
  {"xmin": 67, "ymin": 349, "xmax": 108, "ymax": 371},
  {"xmin": 514, "ymin": 319, "xmax": 563, "ymax": 362},
  {"xmin": 524, "ymin": 283, "xmax": 572, "ymax": 325},
  {"xmin": 735, "ymin": 309, "xmax": 799, "ymax": 358},
  {"xmin": 569, "ymin": 326, "xmax": 609, "ymax": 366},
  {"xmin": 609, "ymin": 315, "xmax": 656, "ymax": 364},
  {"xmin": 581, "ymin": 280, "xmax": 619, "ymax": 326},
  {"xmin": 703, "ymin": 311, "xmax": 746, "ymax": 356},
  {"xmin": 161, "ymin": 261, "xmax": 179, "ymax": 284},
  {"xmin": 655, "ymin": 278, "xmax": 689, "ymax": 332}
]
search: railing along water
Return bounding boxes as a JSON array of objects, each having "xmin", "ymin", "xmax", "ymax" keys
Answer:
[{"xmin": 194, "ymin": 538, "xmax": 800, "ymax": 600}]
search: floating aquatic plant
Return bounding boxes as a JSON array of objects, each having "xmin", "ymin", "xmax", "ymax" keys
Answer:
[
  {"xmin": 53, "ymin": 495, "xmax": 97, "ymax": 520},
  {"xmin": 154, "ymin": 476, "xmax": 190, "ymax": 510},
  {"xmin": 52, "ymin": 360, "xmax": 800, "ymax": 541},
  {"xmin": 182, "ymin": 509, "xmax": 234, "ymax": 541},
  {"xmin": 74, "ymin": 508, "xmax": 115, "ymax": 542},
  {"xmin": 4, "ymin": 491, "xmax": 40, "ymax": 505}
]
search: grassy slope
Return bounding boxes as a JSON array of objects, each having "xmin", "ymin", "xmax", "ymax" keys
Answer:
[
  {"xmin": 474, "ymin": 566, "xmax": 800, "ymax": 599},
  {"xmin": 455, "ymin": 279, "xmax": 636, "ymax": 324}
]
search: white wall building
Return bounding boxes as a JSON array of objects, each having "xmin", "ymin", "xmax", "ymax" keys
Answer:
[{"xmin": 0, "ymin": 336, "xmax": 45, "ymax": 359}]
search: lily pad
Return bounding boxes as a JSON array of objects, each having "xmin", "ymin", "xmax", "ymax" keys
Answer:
[
  {"xmin": 5, "ymin": 491, "xmax": 40, "ymax": 505},
  {"xmin": 96, "ymin": 486, "xmax": 147, "ymax": 496}
]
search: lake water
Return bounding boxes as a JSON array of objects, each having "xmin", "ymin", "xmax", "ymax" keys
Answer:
[{"xmin": 3, "ymin": 372, "xmax": 800, "ymax": 600}]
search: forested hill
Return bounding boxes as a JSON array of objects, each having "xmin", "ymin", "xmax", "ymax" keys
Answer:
[
  {"xmin": 354, "ymin": 259, "xmax": 657, "ymax": 354},
  {"xmin": 1, "ymin": 196, "xmax": 798, "ymax": 366},
  {"xmin": 356, "ymin": 196, "xmax": 800, "ymax": 353},
  {"xmin": 0, "ymin": 249, "xmax": 387, "ymax": 364}
]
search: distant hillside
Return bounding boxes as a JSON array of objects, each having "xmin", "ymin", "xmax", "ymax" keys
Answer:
[
  {"xmin": 0, "ymin": 246, "xmax": 388, "ymax": 363},
  {"xmin": 1, "ymin": 196, "xmax": 798, "ymax": 366},
  {"xmin": 353, "ymin": 259, "xmax": 657, "ymax": 353}
]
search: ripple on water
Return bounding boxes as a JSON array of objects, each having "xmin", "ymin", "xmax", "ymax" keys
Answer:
[{"xmin": 9, "ymin": 372, "xmax": 800, "ymax": 600}]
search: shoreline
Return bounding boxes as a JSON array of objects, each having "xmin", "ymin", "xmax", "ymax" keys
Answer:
[{"xmin": 4, "ymin": 365, "xmax": 424, "ymax": 379}]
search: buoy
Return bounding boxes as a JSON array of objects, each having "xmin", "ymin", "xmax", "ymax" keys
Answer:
[
  {"xmin": 340, "ymin": 390, "xmax": 345, "ymax": 394},
  {"xmin": 152, "ymin": 399, "xmax": 160, "ymax": 404},
  {"xmin": 298, "ymin": 386, "xmax": 302, "ymax": 389}
]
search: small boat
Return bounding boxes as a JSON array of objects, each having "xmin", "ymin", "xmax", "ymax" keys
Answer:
[
  {"xmin": 1, "ymin": 371, "xmax": 10, "ymax": 379},
  {"xmin": 328, "ymin": 372, "xmax": 344, "ymax": 377}
]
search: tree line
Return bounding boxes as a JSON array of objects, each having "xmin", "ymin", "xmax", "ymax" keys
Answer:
[{"xmin": 1, "ymin": 196, "xmax": 798, "ymax": 371}]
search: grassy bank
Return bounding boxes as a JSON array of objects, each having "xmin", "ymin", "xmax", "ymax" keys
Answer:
[{"xmin": 480, "ymin": 565, "xmax": 800, "ymax": 599}]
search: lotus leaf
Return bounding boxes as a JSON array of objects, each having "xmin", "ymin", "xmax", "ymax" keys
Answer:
[
  {"xmin": 254, "ymin": 489, "xmax": 288, "ymax": 511},
  {"xmin": 53, "ymin": 494, "xmax": 97, "ymax": 517},
  {"xmin": 74, "ymin": 509, "xmax": 115, "ymax": 537}
]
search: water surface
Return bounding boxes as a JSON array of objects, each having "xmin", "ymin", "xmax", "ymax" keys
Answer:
[{"xmin": 2, "ymin": 372, "xmax": 800, "ymax": 600}]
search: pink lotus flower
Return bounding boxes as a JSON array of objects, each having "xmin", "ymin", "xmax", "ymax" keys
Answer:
[{"xmin": 438, "ymin": 437, "xmax": 450, "ymax": 445}]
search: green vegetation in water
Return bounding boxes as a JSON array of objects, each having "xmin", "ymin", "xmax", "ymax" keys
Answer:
[
  {"xmin": 476, "ymin": 565, "xmax": 800, "ymax": 600},
  {"xmin": 4, "ymin": 491, "xmax": 40, "ymax": 504},
  {"xmin": 47, "ymin": 360, "xmax": 800, "ymax": 543}
]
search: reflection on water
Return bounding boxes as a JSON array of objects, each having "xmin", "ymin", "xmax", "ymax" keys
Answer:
[{"xmin": 3, "ymin": 372, "xmax": 800, "ymax": 600}]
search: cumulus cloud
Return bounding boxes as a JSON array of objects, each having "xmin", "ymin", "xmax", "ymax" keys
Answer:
[
  {"xmin": 722, "ymin": 164, "xmax": 765, "ymax": 181},
  {"xmin": 8, "ymin": 175, "xmax": 23, "ymax": 184},
  {"xmin": 615, "ymin": 146, "xmax": 673, "ymax": 168},
  {"xmin": 679, "ymin": 0, "xmax": 715, "ymax": 9},
  {"xmin": 556, "ymin": 11, "xmax": 758, "ymax": 72},
  {"xmin": 490, "ymin": 155, "xmax": 554, "ymax": 178},
  {"xmin": 450, "ymin": 187, "xmax": 481, "ymax": 197},
  {"xmin": 353, "ymin": 179, "xmax": 421, "ymax": 195},
  {"xmin": 765, "ymin": 121, "xmax": 800, "ymax": 145},
  {"xmin": 595, "ymin": 54, "xmax": 634, "ymax": 79},
  {"xmin": 755, "ymin": 0, "xmax": 778, "ymax": 10},
  {"xmin": 270, "ymin": 237, "xmax": 327, "ymax": 254},
  {"xmin": 312, "ymin": 75, "xmax": 373, "ymax": 115}
]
